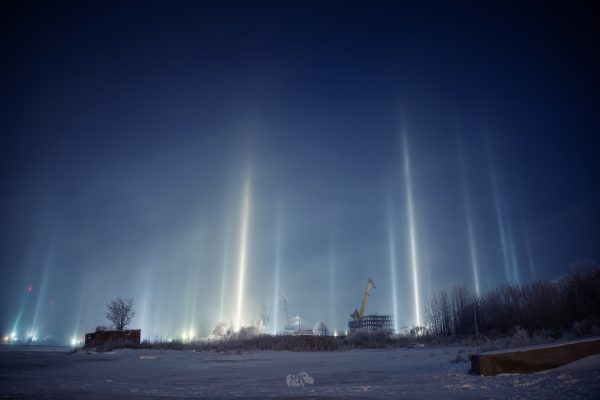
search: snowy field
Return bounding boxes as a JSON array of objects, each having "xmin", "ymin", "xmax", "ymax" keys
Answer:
[{"xmin": 1, "ymin": 345, "xmax": 599, "ymax": 399}]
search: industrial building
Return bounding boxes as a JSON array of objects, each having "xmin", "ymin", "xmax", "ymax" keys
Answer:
[
  {"xmin": 348, "ymin": 314, "xmax": 394, "ymax": 333},
  {"xmin": 348, "ymin": 278, "xmax": 394, "ymax": 334}
]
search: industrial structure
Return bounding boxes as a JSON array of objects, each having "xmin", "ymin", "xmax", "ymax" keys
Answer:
[
  {"xmin": 276, "ymin": 277, "xmax": 393, "ymax": 336},
  {"xmin": 281, "ymin": 290, "xmax": 314, "ymax": 335},
  {"xmin": 348, "ymin": 278, "xmax": 394, "ymax": 333}
]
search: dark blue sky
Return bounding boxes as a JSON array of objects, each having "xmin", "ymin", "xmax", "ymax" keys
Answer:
[{"xmin": 1, "ymin": 1, "xmax": 598, "ymax": 341}]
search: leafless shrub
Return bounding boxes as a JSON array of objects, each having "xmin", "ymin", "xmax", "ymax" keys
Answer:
[
  {"xmin": 212, "ymin": 322, "xmax": 234, "ymax": 338},
  {"xmin": 510, "ymin": 325, "xmax": 529, "ymax": 347},
  {"xmin": 449, "ymin": 349, "xmax": 470, "ymax": 363},
  {"xmin": 95, "ymin": 332, "xmax": 420, "ymax": 353}
]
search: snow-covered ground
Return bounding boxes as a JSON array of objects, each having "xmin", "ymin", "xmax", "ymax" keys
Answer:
[{"xmin": 1, "ymin": 345, "xmax": 599, "ymax": 399}]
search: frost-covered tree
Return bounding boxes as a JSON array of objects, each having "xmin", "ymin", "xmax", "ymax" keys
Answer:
[{"xmin": 105, "ymin": 297, "xmax": 136, "ymax": 330}]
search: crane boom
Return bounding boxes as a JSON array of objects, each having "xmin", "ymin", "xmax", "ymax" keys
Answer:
[
  {"xmin": 351, "ymin": 278, "xmax": 376, "ymax": 320},
  {"xmin": 359, "ymin": 278, "xmax": 375, "ymax": 318}
]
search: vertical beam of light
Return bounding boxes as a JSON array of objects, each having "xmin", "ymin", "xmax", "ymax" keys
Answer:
[
  {"xmin": 182, "ymin": 249, "xmax": 192, "ymax": 335},
  {"xmin": 515, "ymin": 189, "xmax": 535, "ymax": 283},
  {"xmin": 523, "ymin": 226, "xmax": 537, "ymax": 281},
  {"xmin": 72, "ymin": 275, "xmax": 89, "ymax": 343},
  {"xmin": 139, "ymin": 284, "xmax": 151, "ymax": 341},
  {"xmin": 11, "ymin": 303, "xmax": 27, "ymax": 339},
  {"xmin": 31, "ymin": 235, "xmax": 56, "ymax": 336},
  {"xmin": 137, "ymin": 257, "xmax": 157, "ymax": 340},
  {"xmin": 386, "ymin": 201, "xmax": 400, "ymax": 333},
  {"xmin": 456, "ymin": 134, "xmax": 481, "ymax": 296},
  {"xmin": 272, "ymin": 212, "xmax": 282, "ymax": 334},
  {"xmin": 506, "ymin": 226, "xmax": 521, "ymax": 285},
  {"xmin": 182, "ymin": 227, "xmax": 201, "ymax": 337},
  {"xmin": 328, "ymin": 238, "xmax": 336, "ymax": 334},
  {"xmin": 402, "ymin": 133, "xmax": 421, "ymax": 327},
  {"xmin": 219, "ymin": 217, "xmax": 232, "ymax": 323},
  {"xmin": 486, "ymin": 134, "xmax": 512, "ymax": 283},
  {"xmin": 235, "ymin": 177, "xmax": 251, "ymax": 331}
]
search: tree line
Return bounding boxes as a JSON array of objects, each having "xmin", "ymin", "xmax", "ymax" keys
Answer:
[{"xmin": 426, "ymin": 261, "xmax": 600, "ymax": 337}]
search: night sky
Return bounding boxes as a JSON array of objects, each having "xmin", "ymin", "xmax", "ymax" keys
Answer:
[{"xmin": 1, "ymin": 1, "xmax": 599, "ymax": 343}]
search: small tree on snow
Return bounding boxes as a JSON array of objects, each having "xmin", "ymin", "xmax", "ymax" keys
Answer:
[{"xmin": 105, "ymin": 297, "xmax": 136, "ymax": 330}]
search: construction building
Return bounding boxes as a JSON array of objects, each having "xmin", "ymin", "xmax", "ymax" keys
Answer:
[
  {"xmin": 348, "ymin": 314, "xmax": 394, "ymax": 332},
  {"xmin": 348, "ymin": 278, "xmax": 394, "ymax": 334}
]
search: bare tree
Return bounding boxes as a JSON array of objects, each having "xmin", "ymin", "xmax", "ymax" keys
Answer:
[
  {"xmin": 426, "ymin": 263, "xmax": 600, "ymax": 338},
  {"xmin": 105, "ymin": 297, "xmax": 136, "ymax": 330}
]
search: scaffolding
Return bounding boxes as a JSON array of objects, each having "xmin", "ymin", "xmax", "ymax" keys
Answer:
[{"xmin": 348, "ymin": 314, "xmax": 394, "ymax": 333}]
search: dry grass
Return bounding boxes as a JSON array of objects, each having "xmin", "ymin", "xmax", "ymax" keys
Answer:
[{"xmin": 91, "ymin": 331, "xmax": 419, "ymax": 352}]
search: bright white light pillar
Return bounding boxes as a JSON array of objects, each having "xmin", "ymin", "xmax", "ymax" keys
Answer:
[
  {"xmin": 457, "ymin": 134, "xmax": 481, "ymax": 296},
  {"xmin": 403, "ymin": 133, "xmax": 422, "ymax": 327},
  {"xmin": 235, "ymin": 177, "xmax": 251, "ymax": 331},
  {"xmin": 219, "ymin": 218, "xmax": 231, "ymax": 323},
  {"xmin": 387, "ymin": 202, "xmax": 400, "ymax": 333},
  {"xmin": 465, "ymin": 216, "xmax": 481, "ymax": 296}
]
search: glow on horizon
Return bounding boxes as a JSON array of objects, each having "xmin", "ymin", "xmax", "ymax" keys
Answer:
[
  {"xmin": 387, "ymin": 202, "xmax": 400, "ymax": 333},
  {"xmin": 402, "ymin": 133, "xmax": 422, "ymax": 327},
  {"xmin": 235, "ymin": 177, "xmax": 251, "ymax": 331}
]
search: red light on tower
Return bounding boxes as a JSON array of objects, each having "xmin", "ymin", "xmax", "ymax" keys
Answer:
[{"xmin": 27, "ymin": 286, "xmax": 33, "ymax": 292}]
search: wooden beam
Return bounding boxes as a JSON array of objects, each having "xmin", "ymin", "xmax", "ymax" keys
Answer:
[{"xmin": 470, "ymin": 337, "xmax": 600, "ymax": 376}]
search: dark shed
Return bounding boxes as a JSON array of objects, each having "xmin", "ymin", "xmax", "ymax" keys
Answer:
[{"xmin": 85, "ymin": 329, "xmax": 141, "ymax": 348}]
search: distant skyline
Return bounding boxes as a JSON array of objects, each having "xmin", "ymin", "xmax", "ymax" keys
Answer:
[{"xmin": 1, "ymin": 1, "xmax": 598, "ymax": 343}]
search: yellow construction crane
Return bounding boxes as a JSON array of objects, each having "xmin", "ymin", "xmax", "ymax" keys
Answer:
[{"xmin": 351, "ymin": 278, "xmax": 375, "ymax": 321}]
